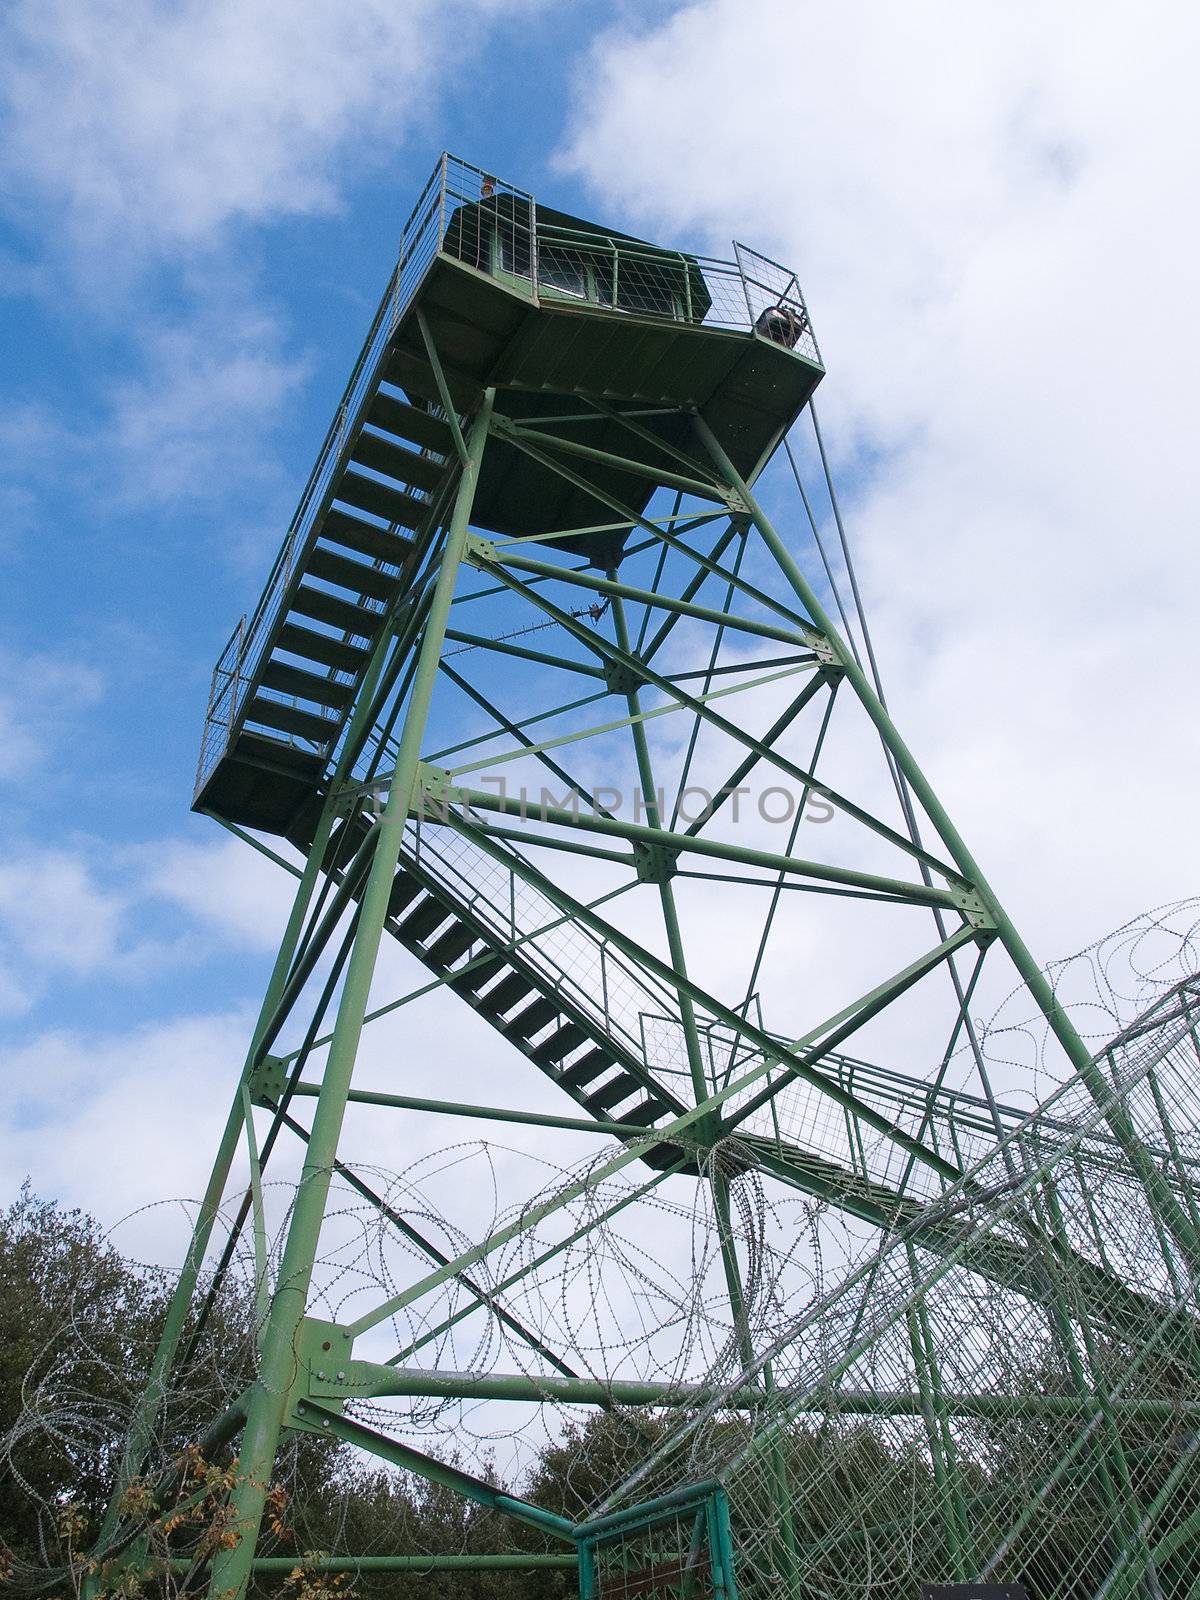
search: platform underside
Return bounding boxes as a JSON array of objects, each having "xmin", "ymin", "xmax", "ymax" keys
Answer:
[{"xmin": 410, "ymin": 252, "xmax": 824, "ymax": 556}]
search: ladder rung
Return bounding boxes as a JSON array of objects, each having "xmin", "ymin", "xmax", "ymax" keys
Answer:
[
  {"xmin": 384, "ymin": 349, "xmax": 481, "ymax": 412},
  {"xmin": 321, "ymin": 508, "xmax": 415, "ymax": 567},
  {"xmin": 560, "ymin": 1049, "xmax": 611, "ymax": 1090},
  {"xmin": 426, "ymin": 922, "xmax": 475, "ymax": 969},
  {"xmin": 400, "ymin": 897, "xmax": 452, "ymax": 945},
  {"xmin": 324, "ymin": 815, "xmax": 371, "ymax": 872},
  {"xmin": 245, "ymin": 695, "xmax": 340, "ymax": 743},
  {"xmin": 352, "ymin": 430, "xmax": 444, "ymax": 494},
  {"xmin": 388, "ymin": 873, "xmax": 423, "ymax": 919},
  {"xmin": 260, "ymin": 659, "xmax": 354, "ymax": 709},
  {"xmin": 584, "ymin": 1073, "xmax": 641, "ymax": 1114},
  {"xmin": 504, "ymin": 996, "xmax": 558, "ymax": 1041},
  {"xmin": 481, "ymin": 972, "xmax": 535, "ymax": 1017},
  {"xmin": 450, "ymin": 951, "xmax": 507, "ymax": 995},
  {"xmin": 535, "ymin": 1023, "xmax": 586, "ymax": 1066},
  {"xmin": 232, "ymin": 730, "xmax": 326, "ymax": 779},
  {"xmin": 336, "ymin": 468, "xmax": 427, "ymax": 529},
  {"xmin": 622, "ymin": 1098, "xmax": 671, "ymax": 1128}
]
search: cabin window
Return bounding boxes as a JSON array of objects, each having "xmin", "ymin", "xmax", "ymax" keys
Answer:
[
  {"xmin": 447, "ymin": 203, "xmax": 702, "ymax": 325},
  {"xmin": 616, "ymin": 274, "xmax": 681, "ymax": 318},
  {"xmin": 536, "ymin": 240, "xmax": 686, "ymax": 321},
  {"xmin": 496, "ymin": 221, "xmax": 532, "ymax": 279},
  {"xmin": 539, "ymin": 243, "xmax": 589, "ymax": 298}
]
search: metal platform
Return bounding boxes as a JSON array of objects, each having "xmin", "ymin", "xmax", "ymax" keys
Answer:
[{"xmin": 193, "ymin": 153, "xmax": 823, "ymax": 839}]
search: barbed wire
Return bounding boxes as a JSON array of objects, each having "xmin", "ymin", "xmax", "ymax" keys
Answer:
[{"xmin": 5, "ymin": 903, "xmax": 1200, "ymax": 1596}]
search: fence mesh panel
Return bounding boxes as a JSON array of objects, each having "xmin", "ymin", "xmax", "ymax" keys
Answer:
[{"xmin": 597, "ymin": 977, "xmax": 1200, "ymax": 1600}]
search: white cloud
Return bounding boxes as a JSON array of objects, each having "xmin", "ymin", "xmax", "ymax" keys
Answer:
[
  {"xmin": 0, "ymin": 0, "xmax": 532, "ymax": 259},
  {"xmin": 0, "ymin": 843, "xmax": 170, "ymax": 1016},
  {"xmin": 558, "ymin": 0, "xmax": 1200, "ymax": 963},
  {"xmin": 0, "ymin": 850, "xmax": 126, "ymax": 978},
  {"xmin": 0, "ymin": 649, "xmax": 103, "ymax": 785},
  {"xmin": 0, "ymin": 293, "xmax": 308, "ymax": 522},
  {"xmin": 0, "ymin": 0, "xmax": 537, "ymax": 532},
  {"xmin": 102, "ymin": 297, "xmax": 311, "ymax": 509},
  {"xmin": 1, "ymin": 1008, "xmax": 259, "ymax": 1258},
  {"xmin": 9, "ymin": 0, "xmax": 1200, "ymax": 1394},
  {"xmin": 141, "ymin": 832, "xmax": 298, "ymax": 949},
  {"xmin": 0, "ymin": 832, "xmax": 297, "ymax": 1016}
]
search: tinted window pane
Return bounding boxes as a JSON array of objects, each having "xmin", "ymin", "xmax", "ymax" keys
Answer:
[{"xmin": 539, "ymin": 244, "xmax": 588, "ymax": 297}]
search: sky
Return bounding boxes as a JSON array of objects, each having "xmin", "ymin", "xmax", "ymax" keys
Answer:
[{"xmin": 2, "ymin": 0, "xmax": 1199, "ymax": 1285}]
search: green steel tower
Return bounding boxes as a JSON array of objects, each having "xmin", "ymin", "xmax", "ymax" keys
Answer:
[{"xmin": 84, "ymin": 155, "xmax": 1200, "ymax": 1600}]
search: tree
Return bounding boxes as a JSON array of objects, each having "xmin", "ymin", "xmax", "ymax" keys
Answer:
[
  {"xmin": 0, "ymin": 1188, "xmax": 339, "ymax": 1595},
  {"xmin": 0, "ymin": 1191, "xmax": 573, "ymax": 1600},
  {"xmin": 0, "ymin": 1185, "xmax": 175, "ymax": 1567}
]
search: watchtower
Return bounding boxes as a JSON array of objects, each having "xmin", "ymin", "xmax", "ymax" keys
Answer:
[
  {"xmin": 92, "ymin": 155, "xmax": 1198, "ymax": 1600},
  {"xmin": 194, "ymin": 160, "xmax": 819, "ymax": 835}
]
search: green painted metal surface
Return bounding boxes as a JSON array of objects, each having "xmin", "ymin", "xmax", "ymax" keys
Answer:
[{"xmin": 73, "ymin": 152, "xmax": 1200, "ymax": 1600}]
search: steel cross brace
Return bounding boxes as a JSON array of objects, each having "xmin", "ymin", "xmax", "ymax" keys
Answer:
[
  {"xmin": 691, "ymin": 410, "xmax": 1200, "ymax": 1276},
  {"xmin": 470, "ymin": 554, "xmax": 962, "ymax": 879},
  {"xmin": 294, "ymin": 1349, "xmax": 1200, "ymax": 1423}
]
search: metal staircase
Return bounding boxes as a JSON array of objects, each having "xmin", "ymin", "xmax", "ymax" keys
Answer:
[
  {"xmin": 291, "ymin": 807, "xmax": 696, "ymax": 1168},
  {"xmin": 279, "ymin": 799, "xmax": 1101, "ymax": 1206},
  {"xmin": 194, "ymin": 386, "xmax": 457, "ymax": 834}
]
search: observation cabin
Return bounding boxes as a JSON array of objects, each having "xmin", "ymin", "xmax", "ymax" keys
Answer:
[{"xmin": 194, "ymin": 154, "xmax": 825, "ymax": 836}]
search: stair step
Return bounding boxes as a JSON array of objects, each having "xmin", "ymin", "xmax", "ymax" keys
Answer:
[
  {"xmin": 308, "ymin": 545, "xmax": 398, "ymax": 603},
  {"xmin": 246, "ymin": 695, "xmax": 341, "ymax": 744},
  {"xmin": 232, "ymin": 730, "xmax": 327, "ymax": 780},
  {"xmin": 534, "ymin": 1023, "xmax": 586, "ymax": 1067},
  {"xmin": 388, "ymin": 873, "xmax": 423, "ymax": 920},
  {"xmin": 385, "ymin": 349, "xmax": 481, "ymax": 412},
  {"xmin": 325, "ymin": 815, "xmax": 371, "ymax": 873},
  {"xmin": 277, "ymin": 621, "xmax": 370, "ymax": 674},
  {"xmin": 425, "ymin": 921, "xmax": 475, "ymax": 969},
  {"xmin": 504, "ymin": 995, "xmax": 558, "ymax": 1041},
  {"xmin": 450, "ymin": 951, "xmax": 507, "ymax": 995},
  {"xmin": 321, "ymin": 508, "xmax": 415, "ymax": 567},
  {"xmin": 336, "ymin": 468, "xmax": 427, "ymax": 529},
  {"xmin": 559, "ymin": 1049, "xmax": 612, "ymax": 1091},
  {"xmin": 399, "ymin": 896, "xmax": 452, "ymax": 945},
  {"xmin": 622, "ymin": 1098, "xmax": 671, "ymax": 1128},
  {"xmin": 292, "ymin": 584, "xmax": 384, "ymax": 638},
  {"xmin": 352, "ymin": 430, "xmax": 445, "ymax": 494},
  {"xmin": 366, "ymin": 393, "xmax": 454, "ymax": 454},
  {"xmin": 481, "ymin": 972, "xmax": 536, "ymax": 1017},
  {"xmin": 261, "ymin": 659, "xmax": 354, "ymax": 709},
  {"xmin": 584, "ymin": 1073, "xmax": 641, "ymax": 1114}
]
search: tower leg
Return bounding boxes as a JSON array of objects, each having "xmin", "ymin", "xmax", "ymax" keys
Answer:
[
  {"xmin": 692, "ymin": 412, "xmax": 1200, "ymax": 1276},
  {"xmin": 87, "ymin": 802, "xmax": 343, "ymax": 1582},
  {"xmin": 209, "ymin": 392, "xmax": 493, "ymax": 1600}
]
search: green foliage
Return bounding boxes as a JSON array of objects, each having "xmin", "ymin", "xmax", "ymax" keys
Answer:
[
  {"xmin": 0, "ymin": 1187, "xmax": 337, "ymax": 1594},
  {"xmin": 0, "ymin": 1191, "xmax": 585, "ymax": 1600},
  {"xmin": 0, "ymin": 1184, "xmax": 173, "ymax": 1562},
  {"xmin": 12, "ymin": 1187, "xmax": 1200, "ymax": 1600}
]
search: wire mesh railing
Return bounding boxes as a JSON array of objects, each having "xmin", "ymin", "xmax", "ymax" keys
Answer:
[
  {"xmin": 395, "ymin": 811, "xmax": 1079, "ymax": 1198},
  {"xmin": 191, "ymin": 172, "xmax": 473, "ymax": 800},
  {"xmin": 192, "ymin": 252, "xmax": 422, "ymax": 799},
  {"xmin": 435, "ymin": 153, "xmax": 819, "ymax": 358},
  {"xmin": 407, "ymin": 818, "xmax": 688, "ymax": 1082},
  {"xmin": 577, "ymin": 1482, "xmax": 737, "ymax": 1600}
]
